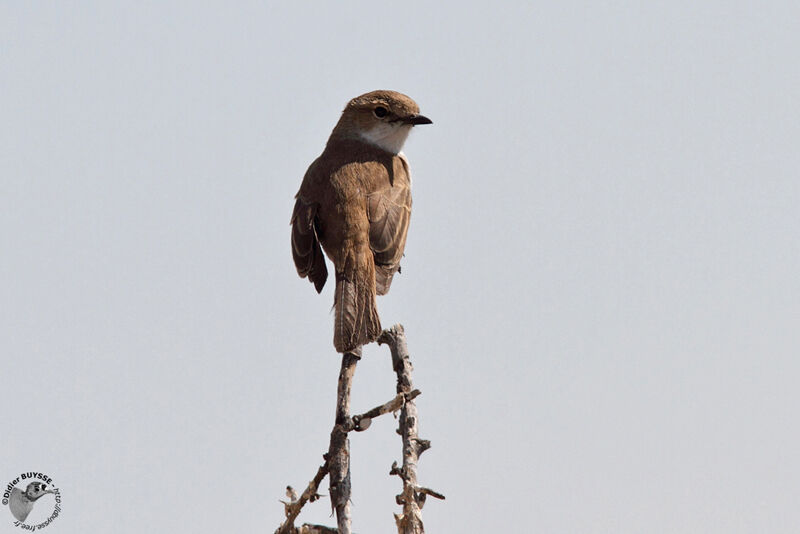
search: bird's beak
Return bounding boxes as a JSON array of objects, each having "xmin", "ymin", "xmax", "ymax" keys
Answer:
[{"xmin": 403, "ymin": 114, "xmax": 433, "ymax": 125}]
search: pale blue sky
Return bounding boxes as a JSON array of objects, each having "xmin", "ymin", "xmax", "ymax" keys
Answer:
[{"xmin": 2, "ymin": 2, "xmax": 799, "ymax": 532}]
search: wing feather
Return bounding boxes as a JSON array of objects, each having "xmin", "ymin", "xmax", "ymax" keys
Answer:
[
  {"xmin": 291, "ymin": 197, "xmax": 328, "ymax": 293},
  {"xmin": 366, "ymin": 174, "xmax": 411, "ymax": 295}
]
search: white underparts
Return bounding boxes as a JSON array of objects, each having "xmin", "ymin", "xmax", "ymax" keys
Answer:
[{"xmin": 359, "ymin": 123, "xmax": 412, "ymax": 154}]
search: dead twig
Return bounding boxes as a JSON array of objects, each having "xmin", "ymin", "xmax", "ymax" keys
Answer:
[
  {"xmin": 347, "ymin": 389, "xmax": 422, "ymax": 432},
  {"xmin": 328, "ymin": 348, "xmax": 360, "ymax": 534},
  {"xmin": 379, "ymin": 325, "xmax": 444, "ymax": 534}
]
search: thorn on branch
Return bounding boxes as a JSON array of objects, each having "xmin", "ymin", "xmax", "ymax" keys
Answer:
[
  {"xmin": 389, "ymin": 461, "xmax": 400, "ymax": 476},
  {"xmin": 417, "ymin": 486, "xmax": 446, "ymax": 501},
  {"xmin": 415, "ymin": 438, "xmax": 431, "ymax": 455},
  {"xmin": 389, "ymin": 460, "xmax": 408, "ymax": 481}
]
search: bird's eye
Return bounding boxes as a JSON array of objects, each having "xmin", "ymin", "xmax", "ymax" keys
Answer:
[{"xmin": 373, "ymin": 106, "xmax": 388, "ymax": 118}]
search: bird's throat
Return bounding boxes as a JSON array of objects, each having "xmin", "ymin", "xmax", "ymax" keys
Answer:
[{"xmin": 359, "ymin": 124, "xmax": 412, "ymax": 154}]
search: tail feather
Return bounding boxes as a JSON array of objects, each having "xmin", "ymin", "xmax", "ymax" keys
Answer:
[{"xmin": 333, "ymin": 257, "xmax": 381, "ymax": 353}]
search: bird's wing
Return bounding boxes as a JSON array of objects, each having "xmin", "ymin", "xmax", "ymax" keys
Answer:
[
  {"xmin": 366, "ymin": 168, "xmax": 412, "ymax": 295},
  {"xmin": 291, "ymin": 196, "xmax": 328, "ymax": 293}
]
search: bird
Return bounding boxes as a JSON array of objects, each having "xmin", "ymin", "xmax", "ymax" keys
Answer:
[
  {"xmin": 8, "ymin": 481, "xmax": 55, "ymax": 522},
  {"xmin": 291, "ymin": 90, "xmax": 432, "ymax": 353}
]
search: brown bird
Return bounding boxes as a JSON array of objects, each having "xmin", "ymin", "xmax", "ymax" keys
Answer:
[{"xmin": 291, "ymin": 90, "xmax": 432, "ymax": 353}]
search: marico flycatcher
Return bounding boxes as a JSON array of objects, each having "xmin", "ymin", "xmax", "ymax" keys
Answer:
[{"xmin": 291, "ymin": 90, "xmax": 432, "ymax": 353}]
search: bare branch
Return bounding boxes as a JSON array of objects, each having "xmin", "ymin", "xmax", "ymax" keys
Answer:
[
  {"xmin": 328, "ymin": 348, "xmax": 361, "ymax": 534},
  {"xmin": 275, "ymin": 348, "xmax": 361, "ymax": 534},
  {"xmin": 347, "ymin": 389, "xmax": 422, "ymax": 432},
  {"xmin": 416, "ymin": 486, "xmax": 445, "ymax": 501},
  {"xmin": 378, "ymin": 324, "xmax": 434, "ymax": 534},
  {"xmin": 277, "ymin": 326, "xmax": 441, "ymax": 533}
]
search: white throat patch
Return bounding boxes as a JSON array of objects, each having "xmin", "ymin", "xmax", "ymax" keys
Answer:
[{"xmin": 359, "ymin": 123, "xmax": 412, "ymax": 154}]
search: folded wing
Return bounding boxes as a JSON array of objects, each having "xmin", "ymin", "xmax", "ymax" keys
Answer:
[
  {"xmin": 291, "ymin": 197, "xmax": 328, "ymax": 293},
  {"xmin": 366, "ymin": 179, "xmax": 411, "ymax": 295}
]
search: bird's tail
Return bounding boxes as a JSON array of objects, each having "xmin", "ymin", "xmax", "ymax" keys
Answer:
[{"xmin": 333, "ymin": 251, "xmax": 381, "ymax": 353}]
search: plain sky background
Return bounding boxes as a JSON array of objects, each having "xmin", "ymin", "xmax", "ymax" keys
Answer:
[{"xmin": 2, "ymin": 1, "xmax": 799, "ymax": 532}]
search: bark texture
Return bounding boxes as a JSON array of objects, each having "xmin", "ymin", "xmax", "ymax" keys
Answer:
[
  {"xmin": 328, "ymin": 349, "xmax": 360, "ymax": 534},
  {"xmin": 379, "ymin": 325, "xmax": 444, "ymax": 534}
]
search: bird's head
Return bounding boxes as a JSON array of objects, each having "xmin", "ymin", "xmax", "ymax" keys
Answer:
[
  {"xmin": 24, "ymin": 482, "xmax": 55, "ymax": 502},
  {"xmin": 331, "ymin": 90, "xmax": 432, "ymax": 154}
]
